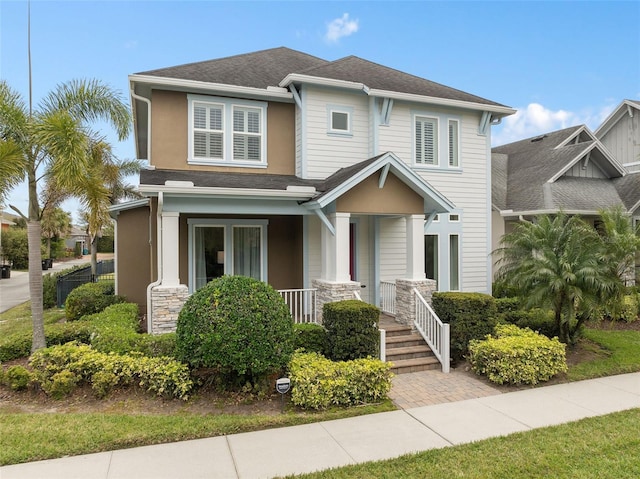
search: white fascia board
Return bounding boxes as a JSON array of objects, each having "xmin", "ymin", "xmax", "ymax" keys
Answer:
[
  {"xmin": 108, "ymin": 198, "xmax": 150, "ymax": 218},
  {"xmin": 553, "ymin": 125, "xmax": 594, "ymax": 149},
  {"xmin": 367, "ymin": 89, "xmax": 517, "ymax": 116},
  {"xmin": 548, "ymin": 143, "xmax": 626, "ymax": 183},
  {"xmin": 279, "ymin": 74, "xmax": 367, "ymax": 92},
  {"xmin": 129, "ymin": 74, "xmax": 293, "ymax": 101},
  {"xmin": 137, "ymin": 184, "xmax": 315, "ymax": 200},
  {"xmin": 595, "ymin": 100, "xmax": 640, "ymax": 137},
  {"xmin": 305, "ymin": 152, "xmax": 454, "ymax": 212},
  {"xmin": 500, "ymin": 208, "xmax": 601, "ymax": 217}
]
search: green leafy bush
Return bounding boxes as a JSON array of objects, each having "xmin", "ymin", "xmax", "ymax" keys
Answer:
[
  {"xmin": 288, "ymin": 352, "xmax": 392, "ymax": 409},
  {"xmin": 135, "ymin": 333, "xmax": 176, "ymax": 358},
  {"xmin": 323, "ymin": 300, "xmax": 380, "ymax": 361},
  {"xmin": 293, "ymin": 323, "xmax": 328, "ymax": 355},
  {"xmin": 41, "ymin": 370, "xmax": 79, "ymax": 399},
  {"xmin": 65, "ymin": 281, "xmax": 124, "ymax": 321},
  {"xmin": 468, "ymin": 324, "xmax": 567, "ymax": 385},
  {"xmin": 0, "ymin": 322, "xmax": 91, "ymax": 362},
  {"xmin": 176, "ymin": 276, "xmax": 294, "ymax": 383},
  {"xmin": 86, "ymin": 303, "xmax": 140, "ymax": 354},
  {"xmin": 499, "ymin": 308, "xmax": 557, "ymax": 339},
  {"xmin": 30, "ymin": 342, "xmax": 192, "ymax": 399},
  {"xmin": 4, "ymin": 365, "xmax": 32, "ymax": 391},
  {"xmin": 432, "ymin": 292, "xmax": 498, "ymax": 362},
  {"xmin": 495, "ymin": 297, "xmax": 521, "ymax": 314}
]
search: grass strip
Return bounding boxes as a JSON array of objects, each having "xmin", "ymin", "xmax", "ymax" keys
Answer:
[
  {"xmin": 568, "ymin": 329, "xmax": 640, "ymax": 381},
  {"xmin": 0, "ymin": 401, "xmax": 395, "ymax": 466},
  {"xmin": 288, "ymin": 409, "xmax": 640, "ymax": 479}
]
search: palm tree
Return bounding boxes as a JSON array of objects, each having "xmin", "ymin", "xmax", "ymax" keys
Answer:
[
  {"xmin": 40, "ymin": 206, "xmax": 71, "ymax": 259},
  {"xmin": 596, "ymin": 205, "xmax": 640, "ymax": 286},
  {"xmin": 494, "ymin": 212, "xmax": 621, "ymax": 344},
  {"xmin": 0, "ymin": 79, "xmax": 130, "ymax": 352}
]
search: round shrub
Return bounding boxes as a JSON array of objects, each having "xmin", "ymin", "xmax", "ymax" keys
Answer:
[
  {"xmin": 41, "ymin": 370, "xmax": 79, "ymax": 399},
  {"xmin": 4, "ymin": 365, "xmax": 32, "ymax": 391},
  {"xmin": 176, "ymin": 276, "xmax": 294, "ymax": 383},
  {"xmin": 65, "ymin": 281, "xmax": 124, "ymax": 321},
  {"xmin": 323, "ymin": 300, "xmax": 380, "ymax": 361},
  {"xmin": 293, "ymin": 323, "xmax": 328, "ymax": 355}
]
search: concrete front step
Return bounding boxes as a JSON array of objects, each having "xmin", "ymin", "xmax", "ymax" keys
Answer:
[
  {"xmin": 389, "ymin": 356, "xmax": 441, "ymax": 374},
  {"xmin": 382, "ymin": 324, "xmax": 414, "ymax": 338},
  {"xmin": 386, "ymin": 334, "xmax": 426, "ymax": 349}
]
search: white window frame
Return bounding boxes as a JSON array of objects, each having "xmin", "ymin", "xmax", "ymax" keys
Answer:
[
  {"xmin": 448, "ymin": 119, "xmax": 460, "ymax": 168},
  {"xmin": 188, "ymin": 94, "xmax": 268, "ymax": 168},
  {"xmin": 448, "ymin": 233, "xmax": 460, "ymax": 291},
  {"xmin": 327, "ymin": 105, "xmax": 353, "ymax": 136},
  {"xmin": 414, "ymin": 115, "xmax": 439, "ymax": 166},
  {"xmin": 187, "ymin": 218, "xmax": 268, "ymax": 292}
]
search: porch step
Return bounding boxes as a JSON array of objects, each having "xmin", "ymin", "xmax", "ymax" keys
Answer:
[{"xmin": 382, "ymin": 321, "xmax": 441, "ymax": 374}]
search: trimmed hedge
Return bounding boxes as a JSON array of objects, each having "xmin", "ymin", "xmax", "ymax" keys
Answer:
[
  {"xmin": 30, "ymin": 342, "xmax": 192, "ymax": 399},
  {"xmin": 176, "ymin": 276, "xmax": 294, "ymax": 382},
  {"xmin": 65, "ymin": 281, "xmax": 124, "ymax": 321},
  {"xmin": 323, "ymin": 300, "xmax": 380, "ymax": 361},
  {"xmin": 289, "ymin": 352, "xmax": 392, "ymax": 409},
  {"xmin": 431, "ymin": 292, "xmax": 498, "ymax": 362},
  {"xmin": 499, "ymin": 308, "xmax": 557, "ymax": 339},
  {"xmin": 293, "ymin": 323, "xmax": 328, "ymax": 355},
  {"xmin": 0, "ymin": 322, "xmax": 91, "ymax": 362},
  {"xmin": 468, "ymin": 324, "xmax": 567, "ymax": 385}
]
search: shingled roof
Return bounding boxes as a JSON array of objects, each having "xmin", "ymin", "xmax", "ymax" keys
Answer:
[
  {"xmin": 135, "ymin": 47, "xmax": 507, "ymax": 108},
  {"xmin": 492, "ymin": 125, "xmax": 640, "ymax": 214}
]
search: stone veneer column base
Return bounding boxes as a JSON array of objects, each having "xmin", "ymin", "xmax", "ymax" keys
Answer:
[
  {"xmin": 395, "ymin": 279, "xmax": 437, "ymax": 327},
  {"xmin": 150, "ymin": 285, "xmax": 190, "ymax": 334},
  {"xmin": 312, "ymin": 279, "xmax": 362, "ymax": 324}
]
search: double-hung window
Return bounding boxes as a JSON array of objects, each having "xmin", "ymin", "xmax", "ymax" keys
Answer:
[
  {"xmin": 415, "ymin": 116, "xmax": 438, "ymax": 165},
  {"xmin": 448, "ymin": 119, "xmax": 460, "ymax": 167},
  {"xmin": 188, "ymin": 95, "xmax": 267, "ymax": 167}
]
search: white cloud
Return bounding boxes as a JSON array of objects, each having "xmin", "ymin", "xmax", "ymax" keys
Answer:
[
  {"xmin": 324, "ymin": 13, "xmax": 359, "ymax": 43},
  {"xmin": 492, "ymin": 102, "xmax": 618, "ymax": 146}
]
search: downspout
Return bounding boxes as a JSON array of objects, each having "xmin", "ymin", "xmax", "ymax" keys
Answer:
[
  {"xmin": 130, "ymin": 88, "xmax": 151, "ymax": 162},
  {"xmin": 146, "ymin": 192, "xmax": 163, "ymax": 333}
]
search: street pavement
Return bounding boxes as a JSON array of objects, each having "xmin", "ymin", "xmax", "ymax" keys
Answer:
[
  {"xmin": 1, "ymin": 372, "xmax": 639, "ymax": 479},
  {"xmin": 0, "ymin": 256, "xmax": 95, "ymax": 313}
]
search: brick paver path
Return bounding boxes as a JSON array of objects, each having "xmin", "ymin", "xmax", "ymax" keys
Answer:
[{"xmin": 389, "ymin": 368, "xmax": 503, "ymax": 409}]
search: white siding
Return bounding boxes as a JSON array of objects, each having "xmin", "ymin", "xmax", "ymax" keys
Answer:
[
  {"xmin": 601, "ymin": 112, "xmax": 640, "ymax": 166},
  {"xmin": 306, "ymin": 215, "xmax": 321, "ymax": 288},
  {"xmin": 295, "ymin": 103, "xmax": 302, "ymax": 177},
  {"xmin": 379, "ymin": 217, "xmax": 407, "ymax": 281},
  {"xmin": 564, "ymin": 161, "xmax": 607, "ymax": 179},
  {"xmin": 379, "ymin": 103, "xmax": 491, "ymax": 293},
  {"xmin": 303, "ymin": 86, "xmax": 370, "ymax": 178}
]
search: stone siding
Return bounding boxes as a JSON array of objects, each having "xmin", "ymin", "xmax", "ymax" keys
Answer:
[
  {"xmin": 150, "ymin": 285, "xmax": 190, "ymax": 334},
  {"xmin": 312, "ymin": 279, "xmax": 362, "ymax": 323},
  {"xmin": 395, "ymin": 278, "xmax": 437, "ymax": 327}
]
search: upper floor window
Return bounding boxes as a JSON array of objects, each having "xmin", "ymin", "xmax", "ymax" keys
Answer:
[
  {"xmin": 413, "ymin": 111, "xmax": 461, "ymax": 170},
  {"xmin": 327, "ymin": 105, "xmax": 353, "ymax": 136},
  {"xmin": 415, "ymin": 116, "xmax": 438, "ymax": 165},
  {"xmin": 188, "ymin": 95, "xmax": 267, "ymax": 167}
]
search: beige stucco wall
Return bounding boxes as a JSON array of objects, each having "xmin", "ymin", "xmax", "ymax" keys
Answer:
[
  {"xmin": 336, "ymin": 173, "xmax": 424, "ymax": 214},
  {"xmin": 150, "ymin": 90, "xmax": 295, "ymax": 175},
  {"xmin": 115, "ymin": 205, "xmax": 153, "ymax": 315}
]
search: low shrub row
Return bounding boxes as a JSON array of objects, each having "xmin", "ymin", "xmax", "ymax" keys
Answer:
[
  {"xmin": 29, "ymin": 342, "xmax": 193, "ymax": 399},
  {"xmin": 288, "ymin": 351, "xmax": 392, "ymax": 409},
  {"xmin": 65, "ymin": 281, "xmax": 125, "ymax": 321},
  {"xmin": 468, "ymin": 324, "xmax": 567, "ymax": 385},
  {"xmin": 0, "ymin": 322, "xmax": 91, "ymax": 362},
  {"xmin": 323, "ymin": 300, "xmax": 380, "ymax": 361}
]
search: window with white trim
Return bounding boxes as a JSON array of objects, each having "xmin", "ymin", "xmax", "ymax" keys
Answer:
[
  {"xmin": 188, "ymin": 95, "xmax": 267, "ymax": 167},
  {"xmin": 448, "ymin": 119, "xmax": 459, "ymax": 167},
  {"xmin": 415, "ymin": 116, "xmax": 438, "ymax": 165},
  {"xmin": 327, "ymin": 105, "xmax": 353, "ymax": 136},
  {"xmin": 449, "ymin": 234, "xmax": 460, "ymax": 291}
]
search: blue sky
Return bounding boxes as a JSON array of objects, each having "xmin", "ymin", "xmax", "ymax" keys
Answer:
[{"xmin": 1, "ymin": 0, "xmax": 639, "ymax": 221}]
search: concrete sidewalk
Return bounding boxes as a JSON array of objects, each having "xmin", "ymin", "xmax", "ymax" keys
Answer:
[{"xmin": 2, "ymin": 372, "xmax": 639, "ymax": 479}]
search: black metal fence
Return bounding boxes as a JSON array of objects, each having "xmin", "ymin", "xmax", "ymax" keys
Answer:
[{"xmin": 56, "ymin": 259, "xmax": 115, "ymax": 307}]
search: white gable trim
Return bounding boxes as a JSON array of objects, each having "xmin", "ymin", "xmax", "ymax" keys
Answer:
[
  {"xmin": 595, "ymin": 100, "xmax": 640, "ymax": 138},
  {"xmin": 547, "ymin": 142, "xmax": 626, "ymax": 183}
]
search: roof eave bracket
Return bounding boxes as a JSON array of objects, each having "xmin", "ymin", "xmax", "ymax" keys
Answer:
[
  {"xmin": 479, "ymin": 112, "xmax": 491, "ymax": 135},
  {"xmin": 379, "ymin": 164, "xmax": 390, "ymax": 188},
  {"xmin": 311, "ymin": 207, "xmax": 335, "ymax": 236}
]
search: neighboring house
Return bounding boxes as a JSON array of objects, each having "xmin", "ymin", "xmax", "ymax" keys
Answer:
[
  {"xmin": 491, "ymin": 115, "xmax": 640, "ymax": 279},
  {"xmin": 595, "ymin": 99, "xmax": 640, "ymax": 172},
  {"xmin": 65, "ymin": 226, "xmax": 89, "ymax": 255},
  {"xmin": 111, "ymin": 47, "xmax": 515, "ymax": 334}
]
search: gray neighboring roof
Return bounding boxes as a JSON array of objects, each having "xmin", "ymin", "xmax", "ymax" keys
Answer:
[
  {"xmin": 136, "ymin": 47, "xmax": 328, "ymax": 89},
  {"xmin": 492, "ymin": 125, "xmax": 636, "ymax": 214},
  {"xmin": 140, "ymin": 168, "xmax": 319, "ymax": 191},
  {"xmin": 293, "ymin": 55, "xmax": 507, "ymax": 107}
]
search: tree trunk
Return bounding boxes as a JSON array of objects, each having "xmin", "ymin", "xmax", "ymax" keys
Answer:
[
  {"xmin": 90, "ymin": 234, "xmax": 98, "ymax": 279},
  {"xmin": 27, "ymin": 220, "xmax": 46, "ymax": 352}
]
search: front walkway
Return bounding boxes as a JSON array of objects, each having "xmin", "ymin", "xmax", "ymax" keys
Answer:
[
  {"xmin": 3, "ymin": 372, "xmax": 639, "ymax": 479},
  {"xmin": 389, "ymin": 368, "xmax": 502, "ymax": 409}
]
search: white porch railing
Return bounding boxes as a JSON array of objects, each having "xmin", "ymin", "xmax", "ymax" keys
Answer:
[
  {"xmin": 279, "ymin": 288, "xmax": 318, "ymax": 324},
  {"xmin": 413, "ymin": 288, "xmax": 450, "ymax": 373},
  {"xmin": 379, "ymin": 280, "xmax": 396, "ymax": 316}
]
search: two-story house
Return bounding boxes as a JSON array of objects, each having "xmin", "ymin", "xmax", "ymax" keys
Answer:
[{"xmin": 111, "ymin": 47, "xmax": 515, "ymax": 334}]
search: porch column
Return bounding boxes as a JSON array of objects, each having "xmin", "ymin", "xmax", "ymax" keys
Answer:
[
  {"xmin": 320, "ymin": 212, "xmax": 351, "ymax": 282},
  {"xmin": 161, "ymin": 211, "xmax": 180, "ymax": 286},
  {"xmin": 405, "ymin": 214, "xmax": 426, "ymax": 281}
]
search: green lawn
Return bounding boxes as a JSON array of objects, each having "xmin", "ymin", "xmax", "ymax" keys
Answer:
[
  {"xmin": 0, "ymin": 302, "xmax": 65, "ymax": 336},
  {"xmin": 286, "ymin": 409, "xmax": 640, "ymax": 479}
]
